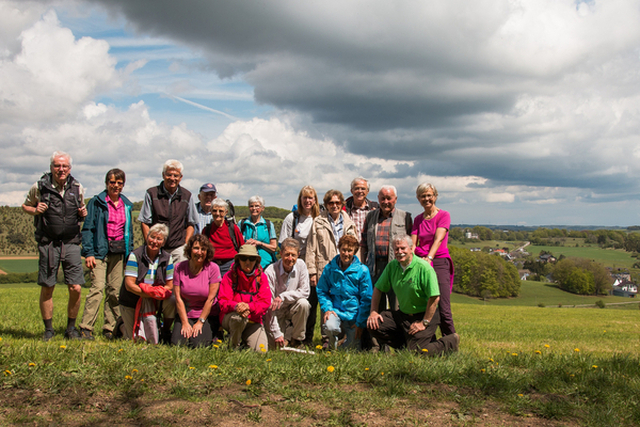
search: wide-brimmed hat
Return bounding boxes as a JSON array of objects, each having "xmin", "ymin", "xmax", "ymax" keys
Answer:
[{"xmin": 234, "ymin": 244, "xmax": 261, "ymax": 264}]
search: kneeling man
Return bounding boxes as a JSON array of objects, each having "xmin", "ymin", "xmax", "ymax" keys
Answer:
[
  {"xmin": 264, "ymin": 238, "xmax": 311, "ymax": 348},
  {"xmin": 367, "ymin": 235, "xmax": 459, "ymax": 355}
]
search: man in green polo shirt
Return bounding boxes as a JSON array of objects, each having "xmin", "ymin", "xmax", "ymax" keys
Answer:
[{"xmin": 367, "ymin": 235, "xmax": 459, "ymax": 355}]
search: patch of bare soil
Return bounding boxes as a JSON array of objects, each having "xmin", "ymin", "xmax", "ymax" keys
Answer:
[{"xmin": 0, "ymin": 385, "xmax": 580, "ymax": 427}]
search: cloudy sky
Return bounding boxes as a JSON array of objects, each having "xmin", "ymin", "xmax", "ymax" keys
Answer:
[{"xmin": 2, "ymin": 0, "xmax": 640, "ymax": 226}]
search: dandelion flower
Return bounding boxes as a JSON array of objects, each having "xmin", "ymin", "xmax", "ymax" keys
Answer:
[
  {"xmin": 365, "ymin": 368, "xmax": 370, "ymax": 371},
  {"xmin": 574, "ymin": 348, "xmax": 580, "ymax": 352},
  {"xmin": 327, "ymin": 366, "xmax": 335, "ymax": 373},
  {"xmin": 592, "ymin": 365, "xmax": 598, "ymax": 369},
  {"xmin": 518, "ymin": 394, "xmax": 524, "ymax": 397},
  {"xmin": 118, "ymin": 349, "xmax": 124, "ymax": 353},
  {"xmin": 316, "ymin": 345, "xmax": 322, "ymax": 350},
  {"xmin": 544, "ymin": 344, "xmax": 550, "ymax": 348},
  {"xmin": 189, "ymin": 367, "xmax": 195, "ymax": 370},
  {"xmin": 28, "ymin": 362, "xmax": 36, "ymax": 367},
  {"xmin": 266, "ymin": 359, "xmax": 271, "ymax": 362},
  {"xmin": 0, "ymin": 337, "xmax": 3, "ymax": 342},
  {"xmin": 489, "ymin": 358, "xmax": 494, "ymax": 362},
  {"xmin": 535, "ymin": 350, "xmax": 541, "ymax": 355},
  {"xmin": 4, "ymin": 370, "xmax": 11, "ymax": 376},
  {"xmin": 381, "ymin": 372, "xmax": 384, "ymax": 376},
  {"xmin": 246, "ymin": 379, "xmax": 252, "ymax": 386},
  {"xmin": 326, "ymin": 351, "xmax": 331, "ymax": 355},
  {"xmin": 421, "ymin": 349, "xmax": 428, "ymax": 353},
  {"xmin": 209, "ymin": 365, "xmax": 218, "ymax": 369},
  {"xmin": 131, "ymin": 369, "xmax": 138, "ymax": 374},
  {"xmin": 125, "ymin": 375, "xmax": 133, "ymax": 380},
  {"xmin": 140, "ymin": 379, "xmax": 144, "ymax": 382},
  {"xmin": 213, "ymin": 345, "xmax": 219, "ymax": 349},
  {"xmin": 512, "ymin": 353, "xmax": 518, "ymax": 356},
  {"xmin": 480, "ymin": 369, "xmax": 485, "ymax": 373},
  {"xmin": 259, "ymin": 344, "xmax": 265, "ymax": 348},
  {"xmin": 603, "ymin": 330, "xmax": 606, "ymax": 333},
  {"xmin": 59, "ymin": 345, "xmax": 66, "ymax": 350},
  {"xmin": 261, "ymin": 348, "xmax": 266, "ymax": 353}
]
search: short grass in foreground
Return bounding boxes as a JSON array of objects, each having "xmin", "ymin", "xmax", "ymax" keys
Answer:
[{"xmin": 1, "ymin": 285, "xmax": 640, "ymax": 426}]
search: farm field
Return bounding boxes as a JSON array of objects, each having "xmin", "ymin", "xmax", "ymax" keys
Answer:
[
  {"xmin": 1, "ymin": 285, "xmax": 639, "ymax": 426},
  {"xmin": 528, "ymin": 245, "xmax": 636, "ymax": 269},
  {"xmin": 0, "ymin": 258, "xmax": 38, "ymax": 274},
  {"xmin": 452, "ymin": 279, "xmax": 636, "ymax": 308}
]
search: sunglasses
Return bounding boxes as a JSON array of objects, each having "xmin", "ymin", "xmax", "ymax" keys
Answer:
[
  {"xmin": 238, "ymin": 256, "xmax": 257, "ymax": 262},
  {"xmin": 109, "ymin": 180, "xmax": 125, "ymax": 186}
]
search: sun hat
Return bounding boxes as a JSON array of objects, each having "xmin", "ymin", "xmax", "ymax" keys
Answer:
[{"xmin": 234, "ymin": 244, "xmax": 261, "ymax": 264}]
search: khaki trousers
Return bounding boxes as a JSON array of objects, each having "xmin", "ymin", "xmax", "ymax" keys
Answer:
[
  {"xmin": 222, "ymin": 312, "xmax": 268, "ymax": 352},
  {"xmin": 79, "ymin": 253, "xmax": 124, "ymax": 333}
]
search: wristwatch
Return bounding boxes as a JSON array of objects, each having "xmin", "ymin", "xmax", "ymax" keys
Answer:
[
  {"xmin": 198, "ymin": 318, "xmax": 206, "ymax": 324},
  {"xmin": 422, "ymin": 318, "xmax": 430, "ymax": 327},
  {"xmin": 427, "ymin": 255, "xmax": 434, "ymax": 260}
]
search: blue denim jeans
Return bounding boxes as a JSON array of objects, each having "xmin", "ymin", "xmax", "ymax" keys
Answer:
[{"xmin": 323, "ymin": 312, "xmax": 358, "ymax": 350}]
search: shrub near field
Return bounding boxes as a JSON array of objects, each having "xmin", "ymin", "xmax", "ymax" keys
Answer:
[
  {"xmin": 450, "ymin": 246, "xmax": 520, "ymax": 298},
  {"xmin": 2, "ymin": 286, "xmax": 640, "ymax": 426}
]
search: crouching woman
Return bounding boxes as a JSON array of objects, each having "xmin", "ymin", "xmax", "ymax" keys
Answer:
[
  {"xmin": 218, "ymin": 245, "xmax": 271, "ymax": 351},
  {"xmin": 119, "ymin": 224, "xmax": 174, "ymax": 343}
]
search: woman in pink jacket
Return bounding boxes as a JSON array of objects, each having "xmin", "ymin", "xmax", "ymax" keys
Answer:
[{"xmin": 219, "ymin": 244, "xmax": 271, "ymax": 351}]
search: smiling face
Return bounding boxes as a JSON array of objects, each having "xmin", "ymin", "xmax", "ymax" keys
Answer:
[
  {"xmin": 162, "ymin": 168, "xmax": 182, "ymax": 194},
  {"xmin": 394, "ymin": 239, "xmax": 413, "ymax": 267},
  {"xmin": 351, "ymin": 180, "xmax": 369, "ymax": 204},
  {"xmin": 281, "ymin": 247, "xmax": 298, "ymax": 273},
  {"xmin": 211, "ymin": 206, "xmax": 227, "ymax": 226},
  {"xmin": 417, "ymin": 189, "xmax": 437, "ymax": 211},
  {"xmin": 147, "ymin": 231, "xmax": 166, "ymax": 253},
  {"xmin": 106, "ymin": 174, "xmax": 124, "ymax": 200},
  {"xmin": 198, "ymin": 191, "xmax": 216, "ymax": 211},
  {"xmin": 326, "ymin": 195, "xmax": 343, "ymax": 219},
  {"xmin": 378, "ymin": 188, "xmax": 397, "ymax": 216},
  {"xmin": 50, "ymin": 155, "xmax": 71, "ymax": 187},
  {"xmin": 249, "ymin": 202, "xmax": 264, "ymax": 220},
  {"xmin": 300, "ymin": 193, "xmax": 316, "ymax": 215},
  {"xmin": 339, "ymin": 244, "xmax": 356, "ymax": 268},
  {"xmin": 190, "ymin": 241, "xmax": 207, "ymax": 265}
]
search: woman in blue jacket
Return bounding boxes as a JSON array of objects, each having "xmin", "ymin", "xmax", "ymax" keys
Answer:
[
  {"xmin": 317, "ymin": 235, "xmax": 372, "ymax": 350},
  {"xmin": 79, "ymin": 169, "xmax": 134, "ymax": 340}
]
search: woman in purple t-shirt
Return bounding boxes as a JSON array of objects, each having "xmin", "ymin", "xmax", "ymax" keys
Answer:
[
  {"xmin": 171, "ymin": 234, "xmax": 222, "ymax": 347},
  {"xmin": 411, "ymin": 183, "xmax": 456, "ymax": 336}
]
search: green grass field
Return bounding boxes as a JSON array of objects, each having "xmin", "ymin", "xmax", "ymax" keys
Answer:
[
  {"xmin": 1, "ymin": 284, "xmax": 640, "ymax": 426},
  {"xmin": 529, "ymin": 244, "xmax": 637, "ymax": 269},
  {"xmin": 0, "ymin": 259, "xmax": 38, "ymax": 273}
]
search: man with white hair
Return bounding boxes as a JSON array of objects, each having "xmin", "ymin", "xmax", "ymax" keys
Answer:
[
  {"xmin": 138, "ymin": 159, "xmax": 198, "ymax": 264},
  {"xmin": 345, "ymin": 177, "xmax": 379, "ymax": 239},
  {"xmin": 22, "ymin": 151, "xmax": 87, "ymax": 341},
  {"xmin": 138, "ymin": 159, "xmax": 198, "ymax": 342},
  {"xmin": 360, "ymin": 185, "xmax": 412, "ymax": 312},
  {"xmin": 367, "ymin": 235, "xmax": 459, "ymax": 355}
]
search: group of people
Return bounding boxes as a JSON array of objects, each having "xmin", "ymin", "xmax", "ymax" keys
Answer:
[{"xmin": 22, "ymin": 151, "xmax": 459, "ymax": 355}]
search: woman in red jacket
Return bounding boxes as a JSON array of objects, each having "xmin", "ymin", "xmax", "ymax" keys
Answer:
[{"xmin": 219, "ymin": 244, "xmax": 271, "ymax": 351}]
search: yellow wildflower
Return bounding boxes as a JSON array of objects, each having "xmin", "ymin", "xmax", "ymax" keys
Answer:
[
  {"xmin": 421, "ymin": 349, "xmax": 428, "ymax": 353},
  {"xmin": 381, "ymin": 372, "xmax": 384, "ymax": 376},
  {"xmin": 259, "ymin": 344, "xmax": 265, "ymax": 348},
  {"xmin": 4, "ymin": 370, "xmax": 11, "ymax": 376},
  {"xmin": 592, "ymin": 365, "xmax": 598, "ymax": 369},
  {"xmin": 574, "ymin": 348, "xmax": 580, "ymax": 352},
  {"xmin": 213, "ymin": 344, "xmax": 219, "ymax": 349},
  {"xmin": 131, "ymin": 369, "xmax": 138, "ymax": 374},
  {"xmin": 535, "ymin": 350, "xmax": 541, "ymax": 355},
  {"xmin": 261, "ymin": 348, "xmax": 266, "ymax": 353},
  {"xmin": 327, "ymin": 366, "xmax": 335, "ymax": 373},
  {"xmin": 189, "ymin": 367, "xmax": 195, "ymax": 370},
  {"xmin": 316, "ymin": 345, "xmax": 323, "ymax": 350},
  {"xmin": 59, "ymin": 345, "xmax": 66, "ymax": 350},
  {"xmin": 480, "ymin": 369, "xmax": 485, "ymax": 373},
  {"xmin": 125, "ymin": 375, "xmax": 133, "ymax": 380},
  {"xmin": 246, "ymin": 379, "xmax": 252, "ymax": 386},
  {"xmin": 365, "ymin": 368, "xmax": 370, "ymax": 371},
  {"xmin": 544, "ymin": 344, "xmax": 550, "ymax": 348},
  {"xmin": 511, "ymin": 353, "xmax": 517, "ymax": 356},
  {"xmin": 489, "ymin": 358, "xmax": 494, "ymax": 362},
  {"xmin": 28, "ymin": 362, "xmax": 36, "ymax": 367},
  {"xmin": 118, "ymin": 348, "xmax": 123, "ymax": 353},
  {"xmin": 266, "ymin": 359, "xmax": 271, "ymax": 362},
  {"xmin": 518, "ymin": 394, "xmax": 524, "ymax": 397},
  {"xmin": 209, "ymin": 365, "xmax": 218, "ymax": 369}
]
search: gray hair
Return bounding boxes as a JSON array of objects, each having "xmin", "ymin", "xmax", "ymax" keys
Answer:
[
  {"xmin": 212, "ymin": 198, "xmax": 228, "ymax": 212},
  {"xmin": 248, "ymin": 195, "xmax": 265, "ymax": 207},
  {"xmin": 416, "ymin": 182, "xmax": 438, "ymax": 198},
  {"xmin": 350, "ymin": 177, "xmax": 370, "ymax": 191},
  {"xmin": 50, "ymin": 151, "xmax": 72, "ymax": 166},
  {"xmin": 379, "ymin": 185, "xmax": 397, "ymax": 198},
  {"xmin": 162, "ymin": 159, "xmax": 184, "ymax": 175},
  {"xmin": 280, "ymin": 237, "xmax": 300, "ymax": 253},
  {"xmin": 392, "ymin": 235, "xmax": 413, "ymax": 250},
  {"xmin": 148, "ymin": 223, "xmax": 169, "ymax": 243}
]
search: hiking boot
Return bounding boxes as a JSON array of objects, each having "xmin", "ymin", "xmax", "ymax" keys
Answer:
[
  {"xmin": 103, "ymin": 330, "xmax": 114, "ymax": 340},
  {"xmin": 43, "ymin": 328, "xmax": 55, "ymax": 342},
  {"xmin": 64, "ymin": 327, "xmax": 81, "ymax": 340},
  {"xmin": 80, "ymin": 328, "xmax": 95, "ymax": 340}
]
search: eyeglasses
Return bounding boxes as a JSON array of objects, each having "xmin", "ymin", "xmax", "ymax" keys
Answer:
[
  {"xmin": 52, "ymin": 164, "xmax": 70, "ymax": 170},
  {"xmin": 109, "ymin": 181, "xmax": 124, "ymax": 186},
  {"xmin": 238, "ymin": 256, "xmax": 256, "ymax": 262},
  {"xmin": 327, "ymin": 201, "xmax": 342, "ymax": 206}
]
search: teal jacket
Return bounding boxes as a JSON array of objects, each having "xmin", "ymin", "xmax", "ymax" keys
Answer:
[
  {"xmin": 81, "ymin": 191, "xmax": 134, "ymax": 260},
  {"xmin": 317, "ymin": 255, "xmax": 372, "ymax": 328}
]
